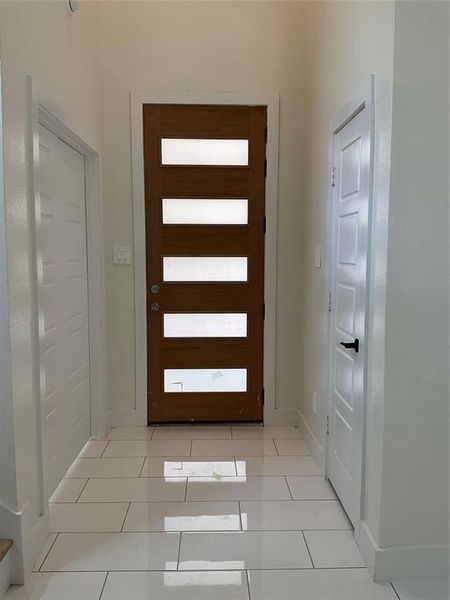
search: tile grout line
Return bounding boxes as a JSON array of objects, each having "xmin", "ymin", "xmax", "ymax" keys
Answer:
[
  {"xmin": 284, "ymin": 475, "xmax": 294, "ymax": 500},
  {"xmin": 98, "ymin": 572, "xmax": 109, "ymax": 600},
  {"xmin": 120, "ymin": 503, "xmax": 131, "ymax": 532},
  {"xmin": 64, "ymin": 471, "xmax": 321, "ymax": 479},
  {"xmin": 390, "ymin": 582, "xmax": 402, "ymax": 600},
  {"xmin": 100, "ymin": 441, "xmax": 110, "ymax": 458},
  {"xmin": 138, "ymin": 457, "xmax": 146, "ymax": 478},
  {"xmin": 274, "ymin": 439, "xmax": 280, "ymax": 456},
  {"xmin": 189, "ymin": 439, "xmax": 193, "ymax": 456},
  {"xmin": 53, "ymin": 498, "xmax": 352, "ymax": 510},
  {"xmin": 75, "ymin": 478, "xmax": 90, "ymax": 503},
  {"xmin": 245, "ymin": 569, "xmax": 252, "ymax": 600},
  {"xmin": 176, "ymin": 532, "xmax": 183, "ymax": 571},
  {"xmin": 37, "ymin": 567, "xmax": 368, "ymax": 575},
  {"xmin": 238, "ymin": 500, "xmax": 244, "ymax": 531},
  {"xmin": 38, "ymin": 533, "xmax": 59, "ymax": 572},
  {"xmin": 73, "ymin": 459, "xmax": 312, "ymax": 463},
  {"xmin": 35, "ymin": 528, "xmax": 349, "ymax": 534},
  {"xmin": 184, "ymin": 477, "xmax": 188, "ymax": 501},
  {"xmin": 301, "ymin": 530, "xmax": 315, "ymax": 568}
]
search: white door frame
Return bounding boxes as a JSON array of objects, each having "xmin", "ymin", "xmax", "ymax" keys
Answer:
[
  {"xmin": 325, "ymin": 76, "xmax": 375, "ymax": 532},
  {"xmin": 129, "ymin": 91, "xmax": 280, "ymax": 426},
  {"xmin": 28, "ymin": 77, "xmax": 107, "ymax": 508}
]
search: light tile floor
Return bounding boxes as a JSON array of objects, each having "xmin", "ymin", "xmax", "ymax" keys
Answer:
[{"xmin": 6, "ymin": 425, "xmax": 402, "ymax": 599}]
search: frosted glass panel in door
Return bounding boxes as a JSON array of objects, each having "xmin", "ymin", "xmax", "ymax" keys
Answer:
[
  {"xmin": 162, "ymin": 199, "xmax": 248, "ymax": 225},
  {"xmin": 164, "ymin": 369, "xmax": 247, "ymax": 393},
  {"xmin": 161, "ymin": 139, "xmax": 249, "ymax": 166},
  {"xmin": 163, "ymin": 257, "xmax": 248, "ymax": 282},
  {"xmin": 164, "ymin": 313, "xmax": 247, "ymax": 338}
]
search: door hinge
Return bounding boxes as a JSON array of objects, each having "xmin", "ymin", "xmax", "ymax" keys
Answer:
[
  {"xmin": 264, "ymin": 127, "xmax": 268, "ymax": 144},
  {"xmin": 331, "ymin": 166, "xmax": 336, "ymax": 187},
  {"xmin": 328, "ymin": 292, "xmax": 332, "ymax": 312},
  {"xmin": 263, "ymin": 216, "xmax": 267, "ymax": 234},
  {"xmin": 264, "ymin": 159, "xmax": 267, "ymax": 177},
  {"xmin": 326, "ymin": 415, "xmax": 330, "ymax": 435}
]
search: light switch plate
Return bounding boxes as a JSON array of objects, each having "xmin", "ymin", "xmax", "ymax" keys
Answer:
[{"xmin": 113, "ymin": 245, "xmax": 131, "ymax": 265}]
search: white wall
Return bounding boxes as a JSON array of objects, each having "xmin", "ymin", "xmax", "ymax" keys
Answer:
[
  {"xmin": 0, "ymin": 0, "xmax": 103, "ymax": 578},
  {"xmin": 298, "ymin": 1, "xmax": 395, "ymax": 527},
  {"xmin": 0, "ymin": 69, "xmax": 21, "ymax": 578},
  {"xmin": 98, "ymin": 1, "xmax": 308, "ymax": 420},
  {"xmin": 377, "ymin": 0, "xmax": 449, "ymax": 562},
  {"xmin": 300, "ymin": 0, "xmax": 449, "ymax": 581}
]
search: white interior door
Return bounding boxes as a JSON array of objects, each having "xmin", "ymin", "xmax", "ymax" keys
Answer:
[
  {"xmin": 327, "ymin": 106, "xmax": 371, "ymax": 527},
  {"xmin": 37, "ymin": 124, "xmax": 90, "ymax": 499}
]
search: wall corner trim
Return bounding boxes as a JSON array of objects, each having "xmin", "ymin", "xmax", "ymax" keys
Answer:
[{"xmin": 357, "ymin": 521, "xmax": 450, "ymax": 583}]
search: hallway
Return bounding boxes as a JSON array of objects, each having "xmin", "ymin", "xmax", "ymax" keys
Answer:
[{"xmin": 6, "ymin": 426, "xmax": 398, "ymax": 599}]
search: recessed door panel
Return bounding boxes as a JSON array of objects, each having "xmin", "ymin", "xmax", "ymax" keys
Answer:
[
  {"xmin": 340, "ymin": 137, "xmax": 361, "ymax": 198},
  {"xmin": 333, "ymin": 410, "xmax": 353, "ymax": 476},
  {"xmin": 336, "ymin": 284, "xmax": 356, "ymax": 335},
  {"xmin": 337, "ymin": 213, "xmax": 358, "ymax": 265},
  {"xmin": 144, "ymin": 104, "xmax": 266, "ymax": 422},
  {"xmin": 334, "ymin": 348, "xmax": 354, "ymax": 408}
]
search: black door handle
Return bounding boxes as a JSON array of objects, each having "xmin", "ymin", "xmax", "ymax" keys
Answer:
[{"xmin": 340, "ymin": 338, "xmax": 359, "ymax": 353}]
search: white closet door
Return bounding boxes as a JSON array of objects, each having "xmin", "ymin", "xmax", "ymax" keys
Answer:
[
  {"xmin": 38, "ymin": 125, "xmax": 90, "ymax": 499},
  {"xmin": 327, "ymin": 107, "xmax": 371, "ymax": 527}
]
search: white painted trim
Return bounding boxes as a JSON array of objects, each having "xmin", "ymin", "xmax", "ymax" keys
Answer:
[
  {"xmin": 107, "ymin": 408, "xmax": 146, "ymax": 428},
  {"xmin": 28, "ymin": 77, "xmax": 107, "ymax": 502},
  {"xmin": 324, "ymin": 76, "xmax": 375, "ymax": 530},
  {"xmin": 357, "ymin": 521, "xmax": 450, "ymax": 582},
  {"xmin": 0, "ymin": 503, "xmax": 23, "ymax": 584},
  {"xmin": 0, "ymin": 71, "xmax": 23, "ymax": 584},
  {"xmin": 131, "ymin": 91, "xmax": 280, "ymax": 425}
]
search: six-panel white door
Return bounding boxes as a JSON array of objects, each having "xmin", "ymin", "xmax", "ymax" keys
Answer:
[
  {"xmin": 327, "ymin": 107, "xmax": 370, "ymax": 527},
  {"xmin": 38, "ymin": 125, "xmax": 90, "ymax": 499}
]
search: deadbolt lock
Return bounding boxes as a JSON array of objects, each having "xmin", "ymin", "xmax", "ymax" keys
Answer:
[
  {"xmin": 151, "ymin": 302, "xmax": 160, "ymax": 312},
  {"xmin": 150, "ymin": 284, "xmax": 160, "ymax": 294}
]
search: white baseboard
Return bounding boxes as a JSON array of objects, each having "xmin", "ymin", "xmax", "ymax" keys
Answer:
[
  {"xmin": 25, "ymin": 515, "xmax": 49, "ymax": 583},
  {"xmin": 0, "ymin": 503, "xmax": 23, "ymax": 585},
  {"xmin": 358, "ymin": 521, "xmax": 450, "ymax": 582},
  {"xmin": 273, "ymin": 408, "xmax": 299, "ymax": 427},
  {"xmin": 295, "ymin": 408, "xmax": 325, "ymax": 471},
  {"xmin": 107, "ymin": 409, "xmax": 146, "ymax": 429},
  {"xmin": 275, "ymin": 408, "xmax": 325, "ymax": 473},
  {"xmin": 357, "ymin": 521, "xmax": 377, "ymax": 574},
  {"xmin": 15, "ymin": 500, "xmax": 49, "ymax": 584}
]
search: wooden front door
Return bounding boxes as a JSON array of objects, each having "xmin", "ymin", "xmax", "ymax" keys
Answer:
[{"xmin": 144, "ymin": 104, "xmax": 266, "ymax": 423}]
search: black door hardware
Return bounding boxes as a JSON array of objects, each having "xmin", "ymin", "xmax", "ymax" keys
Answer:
[{"xmin": 340, "ymin": 339, "xmax": 359, "ymax": 353}]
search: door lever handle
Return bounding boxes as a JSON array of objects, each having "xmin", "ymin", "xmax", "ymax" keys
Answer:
[{"xmin": 340, "ymin": 339, "xmax": 359, "ymax": 353}]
